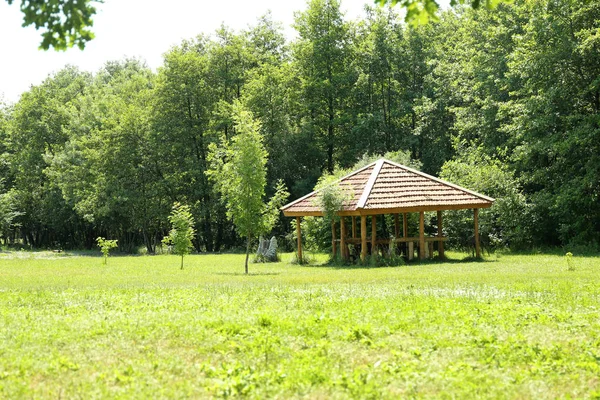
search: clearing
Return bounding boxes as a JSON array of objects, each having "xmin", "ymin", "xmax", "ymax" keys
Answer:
[{"xmin": 0, "ymin": 251, "xmax": 599, "ymax": 398}]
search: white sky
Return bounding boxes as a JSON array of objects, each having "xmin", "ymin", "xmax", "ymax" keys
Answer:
[{"xmin": 0, "ymin": 0, "xmax": 373, "ymax": 103}]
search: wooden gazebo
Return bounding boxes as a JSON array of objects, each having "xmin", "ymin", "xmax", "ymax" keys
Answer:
[{"xmin": 281, "ymin": 159, "xmax": 494, "ymax": 262}]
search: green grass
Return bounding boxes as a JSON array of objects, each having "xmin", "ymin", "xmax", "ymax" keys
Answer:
[{"xmin": 1, "ymin": 250, "xmax": 599, "ymax": 398}]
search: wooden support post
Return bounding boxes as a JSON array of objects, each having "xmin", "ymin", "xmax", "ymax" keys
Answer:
[
  {"xmin": 408, "ymin": 242, "xmax": 414, "ymax": 260},
  {"xmin": 474, "ymin": 208, "xmax": 480, "ymax": 258},
  {"xmin": 403, "ymin": 212, "xmax": 409, "ymax": 257},
  {"xmin": 371, "ymin": 215, "xmax": 377, "ymax": 258},
  {"xmin": 361, "ymin": 215, "xmax": 367, "ymax": 262},
  {"xmin": 394, "ymin": 213, "xmax": 400, "ymax": 238},
  {"xmin": 296, "ymin": 217, "xmax": 302, "ymax": 264},
  {"xmin": 340, "ymin": 217, "xmax": 347, "ymax": 260},
  {"xmin": 332, "ymin": 219, "xmax": 337, "ymax": 258},
  {"xmin": 352, "ymin": 216, "xmax": 357, "ymax": 239},
  {"xmin": 419, "ymin": 211, "xmax": 425, "ymax": 260},
  {"xmin": 428, "ymin": 242, "xmax": 434, "ymax": 259},
  {"xmin": 437, "ymin": 210, "xmax": 444, "ymax": 259}
]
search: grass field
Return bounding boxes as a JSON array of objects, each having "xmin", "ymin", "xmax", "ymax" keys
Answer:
[{"xmin": 1, "ymin": 250, "xmax": 599, "ymax": 398}]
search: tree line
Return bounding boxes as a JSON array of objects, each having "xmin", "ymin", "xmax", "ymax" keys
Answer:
[{"xmin": 0, "ymin": 0, "xmax": 598, "ymax": 253}]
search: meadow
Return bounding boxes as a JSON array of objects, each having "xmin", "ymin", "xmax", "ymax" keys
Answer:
[{"xmin": 0, "ymin": 251, "xmax": 599, "ymax": 399}]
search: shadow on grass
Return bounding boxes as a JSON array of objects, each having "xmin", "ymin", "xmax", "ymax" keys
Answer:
[
  {"xmin": 214, "ymin": 272, "xmax": 281, "ymax": 276},
  {"xmin": 299, "ymin": 255, "xmax": 497, "ymax": 270},
  {"xmin": 504, "ymin": 248, "xmax": 600, "ymax": 258}
]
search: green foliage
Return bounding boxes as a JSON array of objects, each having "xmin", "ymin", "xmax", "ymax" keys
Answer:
[
  {"xmin": 6, "ymin": 0, "xmax": 100, "ymax": 50},
  {"xmin": 96, "ymin": 237, "xmax": 117, "ymax": 265},
  {"xmin": 503, "ymin": 0, "xmax": 600, "ymax": 247},
  {"xmin": 1, "ymin": 251, "xmax": 600, "ymax": 397},
  {"xmin": 6, "ymin": 66, "xmax": 91, "ymax": 249},
  {"xmin": 291, "ymin": 216, "xmax": 331, "ymax": 253},
  {"xmin": 162, "ymin": 203, "xmax": 196, "ymax": 270},
  {"xmin": 207, "ymin": 103, "xmax": 289, "ymax": 273},
  {"xmin": 440, "ymin": 148, "xmax": 531, "ymax": 251},
  {"xmin": 293, "ymin": 0, "xmax": 354, "ymax": 173},
  {"xmin": 375, "ymin": 0, "xmax": 510, "ymax": 25},
  {"xmin": 314, "ymin": 178, "xmax": 351, "ymax": 227},
  {"xmin": 1, "ymin": 0, "xmax": 599, "ymax": 252},
  {"xmin": 0, "ymin": 188, "xmax": 21, "ymax": 242},
  {"xmin": 45, "ymin": 60, "xmax": 165, "ymax": 253}
]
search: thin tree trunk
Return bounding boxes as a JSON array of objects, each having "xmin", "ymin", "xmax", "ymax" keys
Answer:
[
  {"xmin": 327, "ymin": 98, "xmax": 335, "ymax": 174},
  {"xmin": 181, "ymin": 254, "xmax": 184, "ymax": 270},
  {"xmin": 245, "ymin": 237, "xmax": 251, "ymax": 274}
]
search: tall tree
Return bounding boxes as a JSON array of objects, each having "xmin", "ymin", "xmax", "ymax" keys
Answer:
[
  {"xmin": 503, "ymin": 0, "xmax": 600, "ymax": 245},
  {"xmin": 293, "ymin": 0, "xmax": 355, "ymax": 173},
  {"xmin": 46, "ymin": 59, "xmax": 164, "ymax": 252},
  {"xmin": 207, "ymin": 104, "xmax": 288, "ymax": 274},
  {"xmin": 352, "ymin": 6, "xmax": 421, "ymax": 159},
  {"xmin": 152, "ymin": 37, "xmax": 223, "ymax": 252},
  {"xmin": 7, "ymin": 66, "xmax": 91, "ymax": 247}
]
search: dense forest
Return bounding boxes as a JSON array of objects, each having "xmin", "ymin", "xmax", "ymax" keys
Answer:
[{"xmin": 0, "ymin": 0, "xmax": 598, "ymax": 253}]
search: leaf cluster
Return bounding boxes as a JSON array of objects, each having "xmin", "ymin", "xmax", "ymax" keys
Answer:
[
  {"xmin": 96, "ymin": 236, "xmax": 117, "ymax": 264},
  {"xmin": 162, "ymin": 202, "xmax": 196, "ymax": 258},
  {"xmin": 7, "ymin": 0, "xmax": 100, "ymax": 50}
]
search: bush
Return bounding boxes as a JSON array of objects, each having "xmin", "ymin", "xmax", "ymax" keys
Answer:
[{"xmin": 440, "ymin": 149, "xmax": 532, "ymax": 251}]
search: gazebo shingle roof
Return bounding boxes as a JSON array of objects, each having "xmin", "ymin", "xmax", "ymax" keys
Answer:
[{"xmin": 281, "ymin": 159, "xmax": 494, "ymax": 216}]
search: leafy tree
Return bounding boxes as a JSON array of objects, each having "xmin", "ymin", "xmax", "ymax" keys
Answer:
[
  {"xmin": 0, "ymin": 101, "xmax": 11, "ymax": 184},
  {"xmin": 245, "ymin": 12, "xmax": 288, "ymax": 67},
  {"xmin": 162, "ymin": 203, "xmax": 196, "ymax": 270},
  {"xmin": 293, "ymin": 0, "xmax": 356, "ymax": 173},
  {"xmin": 503, "ymin": 0, "xmax": 600, "ymax": 246},
  {"xmin": 96, "ymin": 237, "xmax": 118, "ymax": 265},
  {"xmin": 207, "ymin": 104, "xmax": 289, "ymax": 274},
  {"xmin": 374, "ymin": 0, "xmax": 510, "ymax": 25},
  {"xmin": 440, "ymin": 148, "xmax": 531, "ymax": 251},
  {"xmin": 152, "ymin": 36, "xmax": 225, "ymax": 252},
  {"xmin": 1, "ymin": 0, "xmax": 599, "ymax": 252},
  {"xmin": 352, "ymin": 7, "xmax": 405, "ymax": 156},
  {"xmin": 5, "ymin": 0, "xmax": 100, "ymax": 50},
  {"xmin": 7, "ymin": 66, "xmax": 91, "ymax": 248},
  {"xmin": 46, "ymin": 60, "xmax": 165, "ymax": 252}
]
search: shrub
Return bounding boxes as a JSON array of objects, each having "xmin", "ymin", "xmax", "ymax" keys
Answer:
[{"xmin": 440, "ymin": 148, "xmax": 532, "ymax": 251}]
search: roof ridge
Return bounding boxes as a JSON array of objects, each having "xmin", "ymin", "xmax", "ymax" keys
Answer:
[
  {"xmin": 381, "ymin": 159, "xmax": 495, "ymax": 203},
  {"xmin": 356, "ymin": 159, "xmax": 384, "ymax": 209}
]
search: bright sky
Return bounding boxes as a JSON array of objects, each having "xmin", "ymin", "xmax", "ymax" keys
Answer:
[{"xmin": 0, "ymin": 0, "xmax": 373, "ymax": 103}]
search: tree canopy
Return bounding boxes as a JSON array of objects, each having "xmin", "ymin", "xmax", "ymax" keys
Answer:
[
  {"xmin": 207, "ymin": 103, "xmax": 289, "ymax": 273},
  {"xmin": 1, "ymin": 0, "xmax": 598, "ymax": 252}
]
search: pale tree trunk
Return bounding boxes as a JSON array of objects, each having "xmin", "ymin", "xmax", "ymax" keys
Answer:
[{"xmin": 244, "ymin": 237, "xmax": 251, "ymax": 274}]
